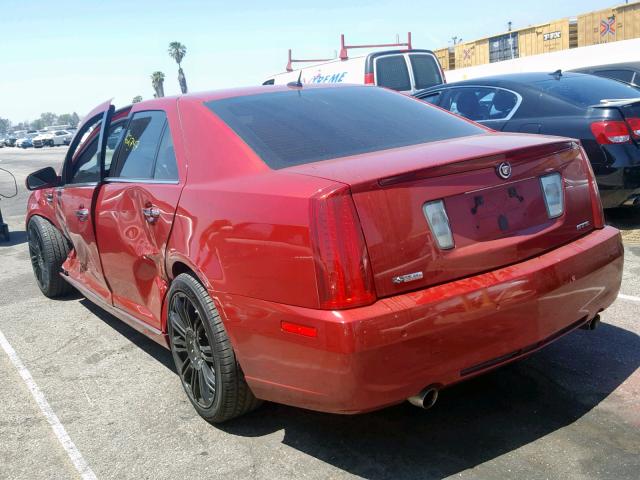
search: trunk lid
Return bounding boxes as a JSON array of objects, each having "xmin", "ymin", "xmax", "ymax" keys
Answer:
[{"xmin": 288, "ymin": 133, "xmax": 597, "ymax": 298}]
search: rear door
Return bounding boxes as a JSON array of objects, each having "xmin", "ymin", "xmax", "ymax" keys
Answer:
[
  {"xmin": 96, "ymin": 107, "xmax": 184, "ymax": 330},
  {"xmin": 55, "ymin": 100, "xmax": 115, "ymax": 302},
  {"xmin": 373, "ymin": 51, "xmax": 444, "ymax": 93}
]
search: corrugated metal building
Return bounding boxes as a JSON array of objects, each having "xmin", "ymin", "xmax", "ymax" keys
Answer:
[
  {"xmin": 455, "ymin": 40, "xmax": 489, "ymax": 69},
  {"xmin": 578, "ymin": 2, "xmax": 640, "ymax": 46},
  {"xmin": 436, "ymin": 1, "xmax": 639, "ymax": 70},
  {"xmin": 517, "ymin": 18, "xmax": 577, "ymax": 57},
  {"xmin": 434, "ymin": 47, "xmax": 455, "ymax": 71}
]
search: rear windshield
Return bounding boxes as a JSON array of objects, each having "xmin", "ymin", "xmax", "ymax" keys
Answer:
[
  {"xmin": 535, "ymin": 74, "xmax": 640, "ymax": 107},
  {"xmin": 205, "ymin": 86, "xmax": 483, "ymax": 169}
]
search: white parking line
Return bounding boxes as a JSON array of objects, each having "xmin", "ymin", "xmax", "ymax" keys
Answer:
[
  {"xmin": 618, "ymin": 293, "xmax": 640, "ymax": 304},
  {"xmin": 0, "ymin": 329, "xmax": 97, "ymax": 480}
]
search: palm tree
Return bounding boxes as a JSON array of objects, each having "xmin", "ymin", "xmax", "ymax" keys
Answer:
[
  {"xmin": 168, "ymin": 41, "xmax": 188, "ymax": 94},
  {"xmin": 150, "ymin": 71, "xmax": 165, "ymax": 98},
  {"xmin": 131, "ymin": 95, "xmax": 143, "ymax": 103}
]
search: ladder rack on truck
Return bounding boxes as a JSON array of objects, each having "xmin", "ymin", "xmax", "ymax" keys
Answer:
[{"xmin": 265, "ymin": 32, "xmax": 445, "ymax": 95}]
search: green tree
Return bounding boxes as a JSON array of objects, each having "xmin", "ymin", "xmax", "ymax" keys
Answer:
[
  {"xmin": 168, "ymin": 41, "xmax": 188, "ymax": 94},
  {"xmin": 0, "ymin": 117, "xmax": 11, "ymax": 135},
  {"xmin": 30, "ymin": 118, "xmax": 45, "ymax": 130},
  {"xmin": 132, "ymin": 95, "xmax": 143, "ymax": 103},
  {"xmin": 40, "ymin": 112, "xmax": 58, "ymax": 127},
  {"xmin": 57, "ymin": 113, "xmax": 74, "ymax": 127},
  {"xmin": 151, "ymin": 71, "xmax": 165, "ymax": 98}
]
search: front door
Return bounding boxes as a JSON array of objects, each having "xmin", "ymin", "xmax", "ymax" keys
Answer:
[
  {"xmin": 55, "ymin": 101, "xmax": 116, "ymax": 302},
  {"xmin": 96, "ymin": 109, "xmax": 183, "ymax": 330}
]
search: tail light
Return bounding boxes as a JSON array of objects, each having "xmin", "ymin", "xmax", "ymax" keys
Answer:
[
  {"xmin": 309, "ymin": 185, "xmax": 376, "ymax": 309},
  {"xmin": 626, "ymin": 117, "xmax": 640, "ymax": 139},
  {"xmin": 422, "ymin": 200, "xmax": 455, "ymax": 249},
  {"xmin": 590, "ymin": 120, "xmax": 630, "ymax": 144},
  {"xmin": 539, "ymin": 173, "xmax": 564, "ymax": 218},
  {"xmin": 364, "ymin": 72, "xmax": 374, "ymax": 85},
  {"xmin": 577, "ymin": 143, "xmax": 605, "ymax": 228}
]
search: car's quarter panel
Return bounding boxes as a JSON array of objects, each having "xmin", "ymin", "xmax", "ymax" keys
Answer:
[
  {"xmin": 218, "ymin": 226, "xmax": 622, "ymax": 413},
  {"xmin": 168, "ymin": 171, "xmax": 338, "ymax": 310},
  {"xmin": 167, "ymin": 99, "xmax": 339, "ymax": 312}
]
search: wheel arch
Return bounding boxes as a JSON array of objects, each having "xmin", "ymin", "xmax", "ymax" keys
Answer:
[
  {"xmin": 163, "ymin": 254, "xmax": 223, "ymax": 332},
  {"xmin": 25, "ymin": 189, "xmax": 60, "ymax": 231}
]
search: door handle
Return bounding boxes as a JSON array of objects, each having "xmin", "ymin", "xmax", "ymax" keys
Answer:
[
  {"xmin": 75, "ymin": 208, "xmax": 89, "ymax": 221},
  {"xmin": 142, "ymin": 206, "xmax": 161, "ymax": 223}
]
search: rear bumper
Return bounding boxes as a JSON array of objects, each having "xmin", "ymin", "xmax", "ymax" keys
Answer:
[
  {"xmin": 591, "ymin": 143, "xmax": 640, "ymax": 208},
  {"xmin": 219, "ymin": 226, "xmax": 623, "ymax": 414}
]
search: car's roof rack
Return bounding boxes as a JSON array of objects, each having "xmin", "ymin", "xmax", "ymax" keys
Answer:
[{"xmin": 285, "ymin": 32, "xmax": 413, "ymax": 72}]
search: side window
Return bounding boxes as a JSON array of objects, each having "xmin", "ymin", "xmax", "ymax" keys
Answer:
[
  {"xmin": 153, "ymin": 125, "xmax": 179, "ymax": 181},
  {"xmin": 376, "ymin": 55, "xmax": 411, "ymax": 91},
  {"xmin": 69, "ymin": 121, "xmax": 125, "ymax": 184},
  {"xmin": 444, "ymin": 87, "xmax": 517, "ymax": 122},
  {"xmin": 113, "ymin": 111, "xmax": 166, "ymax": 179},
  {"xmin": 596, "ymin": 69, "xmax": 635, "ymax": 84},
  {"xmin": 447, "ymin": 88, "xmax": 492, "ymax": 121},
  {"xmin": 418, "ymin": 91, "xmax": 442, "ymax": 106},
  {"xmin": 104, "ymin": 123, "xmax": 125, "ymax": 173},
  {"xmin": 70, "ymin": 134, "xmax": 100, "ymax": 184},
  {"xmin": 489, "ymin": 89, "xmax": 519, "ymax": 120}
]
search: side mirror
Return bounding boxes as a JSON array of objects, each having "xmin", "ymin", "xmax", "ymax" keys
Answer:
[{"xmin": 26, "ymin": 167, "xmax": 60, "ymax": 191}]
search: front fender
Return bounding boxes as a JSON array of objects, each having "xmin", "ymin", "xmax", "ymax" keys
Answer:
[{"xmin": 26, "ymin": 189, "xmax": 59, "ymax": 230}]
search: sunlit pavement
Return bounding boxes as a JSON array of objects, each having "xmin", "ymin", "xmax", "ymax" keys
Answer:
[{"xmin": 0, "ymin": 147, "xmax": 638, "ymax": 480}]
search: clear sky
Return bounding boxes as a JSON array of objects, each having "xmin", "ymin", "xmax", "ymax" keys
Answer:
[{"xmin": 0, "ymin": 0, "xmax": 619, "ymax": 123}]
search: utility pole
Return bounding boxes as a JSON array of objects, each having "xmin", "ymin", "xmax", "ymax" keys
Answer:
[{"xmin": 508, "ymin": 21, "xmax": 515, "ymax": 60}]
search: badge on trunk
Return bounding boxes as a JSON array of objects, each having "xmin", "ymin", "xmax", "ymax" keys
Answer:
[{"xmin": 497, "ymin": 162, "xmax": 512, "ymax": 179}]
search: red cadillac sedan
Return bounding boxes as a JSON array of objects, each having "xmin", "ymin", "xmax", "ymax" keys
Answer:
[{"xmin": 25, "ymin": 84, "xmax": 623, "ymax": 423}]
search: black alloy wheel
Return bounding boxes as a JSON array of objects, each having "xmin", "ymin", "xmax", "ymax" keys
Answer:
[
  {"xmin": 169, "ymin": 291, "xmax": 217, "ymax": 409},
  {"xmin": 167, "ymin": 273, "xmax": 262, "ymax": 423},
  {"xmin": 27, "ymin": 216, "xmax": 72, "ymax": 298},
  {"xmin": 28, "ymin": 222, "xmax": 47, "ymax": 290}
]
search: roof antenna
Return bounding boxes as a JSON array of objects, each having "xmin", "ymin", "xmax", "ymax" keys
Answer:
[
  {"xmin": 550, "ymin": 69, "xmax": 562, "ymax": 80},
  {"xmin": 287, "ymin": 71, "xmax": 303, "ymax": 88}
]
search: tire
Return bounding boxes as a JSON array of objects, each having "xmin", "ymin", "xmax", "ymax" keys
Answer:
[
  {"xmin": 27, "ymin": 216, "xmax": 73, "ymax": 298},
  {"xmin": 167, "ymin": 273, "xmax": 261, "ymax": 423}
]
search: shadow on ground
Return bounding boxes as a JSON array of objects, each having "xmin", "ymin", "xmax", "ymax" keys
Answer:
[
  {"xmin": 77, "ymin": 295, "xmax": 640, "ymax": 479},
  {"xmin": 79, "ymin": 299, "xmax": 174, "ymax": 371},
  {"xmin": 0, "ymin": 229, "xmax": 27, "ymax": 247},
  {"xmin": 606, "ymin": 207, "xmax": 640, "ymax": 231}
]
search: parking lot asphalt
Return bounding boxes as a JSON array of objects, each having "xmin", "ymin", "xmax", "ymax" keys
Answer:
[{"xmin": 0, "ymin": 147, "xmax": 639, "ymax": 480}]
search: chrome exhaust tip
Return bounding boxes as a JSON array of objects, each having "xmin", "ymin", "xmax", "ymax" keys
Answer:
[{"xmin": 407, "ymin": 386, "xmax": 439, "ymax": 410}]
